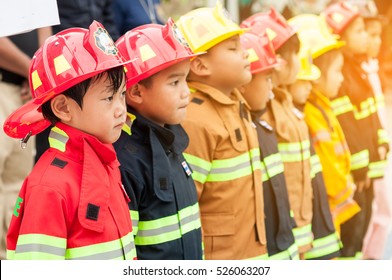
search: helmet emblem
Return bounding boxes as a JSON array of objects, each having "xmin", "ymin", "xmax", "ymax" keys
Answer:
[{"xmin": 94, "ymin": 27, "xmax": 118, "ymax": 55}]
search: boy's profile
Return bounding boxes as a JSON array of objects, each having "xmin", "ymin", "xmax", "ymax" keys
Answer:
[{"xmin": 3, "ymin": 21, "xmax": 137, "ymax": 260}]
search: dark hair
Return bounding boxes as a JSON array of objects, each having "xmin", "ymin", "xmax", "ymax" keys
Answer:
[
  {"xmin": 275, "ymin": 33, "xmax": 300, "ymax": 64},
  {"xmin": 138, "ymin": 75, "xmax": 154, "ymax": 89},
  {"xmin": 41, "ymin": 66, "xmax": 125, "ymax": 124}
]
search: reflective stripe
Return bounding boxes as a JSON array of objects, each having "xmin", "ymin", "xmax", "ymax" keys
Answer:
[
  {"xmin": 185, "ymin": 149, "xmax": 261, "ymax": 183},
  {"xmin": 268, "ymin": 243, "xmax": 299, "ymax": 260},
  {"xmin": 304, "ymin": 232, "xmax": 342, "ymax": 259},
  {"xmin": 378, "ymin": 129, "xmax": 390, "ymax": 145},
  {"xmin": 130, "ymin": 210, "xmax": 139, "ymax": 235},
  {"xmin": 293, "ymin": 224, "xmax": 313, "ymax": 248},
  {"xmin": 183, "ymin": 153, "xmax": 211, "ymax": 184},
  {"xmin": 312, "ymin": 130, "xmax": 331, "ymax": 143},
  {"xmin": 48, "ymin": 126, "xmax": 69, "ymax": 152},
  {"xmin": 278, "ymin": 140, "xmax": 310, "ymax": 163},
  {"xmin": 11, "ymin": 234, "xmax": 66, "ymax": 260},
  {"xmin": 331, "ymin": 96, "xmax": 353, "ymax": 116},
  {"xmin": 310, "ymin": 153, "xmax": 322, "ymax": 179},
  {"xmin": 135, "ymin": 203, "xmax": 201, "ymax": 246},
  {"xmin": 353, "ymin": 97, "xmax": 377, "ymax": 120},
  {"xmin": 368, "ymin": 160, "xmax": 387, "ymax": 178},
  {"xmin": 262, "ymin": 153, "xmax": 284, "ymax": 180},
  {"xmin": 338, "ymin": 252, "xmax": 363, "ymax": 260},
  {"xmin": 122, "ymin": 113, "xmax": 136, "ymax": 136},
  {"xmin": 66, "ymin": 232, "xmax": 136, "ymax": 260},
  {"xmin": 350, "ymin": 150, "xmax": 369, "ymax": 171}
]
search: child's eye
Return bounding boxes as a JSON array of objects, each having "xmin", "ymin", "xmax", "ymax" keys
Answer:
[
  {"xmin": 170, "ymin": 80, "xmax": 179, "ymax": 86},
  {"xmin": 102, "ymin": 95, "xmax": 114, "ymax": 102},
  {"xmin": 120, "ymin": 91, "xmax": 126, "ymax": 98}
]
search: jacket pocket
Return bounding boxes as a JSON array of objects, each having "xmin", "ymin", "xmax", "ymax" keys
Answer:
[{"xmin": 202, "ymin": 213, "xmax": 235, "ymax": 259}]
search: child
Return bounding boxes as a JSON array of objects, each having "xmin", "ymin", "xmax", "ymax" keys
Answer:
[
  {"xmin": 176, "ymin": 2, "xmax": 268, "ymax": 260},
  {"xmin": 241, "ymin": 7, "xmax": 313, "ymax": 258},
  {"xmin": 239, "ymin": 31, "xmax": 299, "ymax": 260},
  {"xmin": 114, "ymin": 19, "xmax": 203, "ymax": 260},
  {"xmin": 286, "ymin": 17, "xmax": 344, "ymax": 259},
  {"xmin": 323, "ymin": 0, "xmax": 388, "ymax": 259},
  {"xmin": 353, "ymin": 0, "xmax": 392, "ymax": 260},
  {"xmin": 3, "ymin": 21, "xmax": 137, "ymax": 260},
  {"xmin": 289, "ymin": 13, "xmax": 360, "ymax": 239}
]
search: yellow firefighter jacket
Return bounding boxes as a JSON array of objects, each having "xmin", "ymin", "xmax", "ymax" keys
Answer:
[
  {"xmin": 263, "ymin": 86, "xmax": 313, "ymax": 253},
  {"xmin": 304, "ymin": 89, "xmax": 361, "ymax": 233},
  {"xmin": 182, "ymin": 82, "xmax": 267, "ymax": 260}
]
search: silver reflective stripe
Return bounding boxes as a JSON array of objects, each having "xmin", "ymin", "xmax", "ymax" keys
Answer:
[
  {"xmin": 69, "ymin": 247, "xmax": 126, "ymax": 260},
  {"xmin": 209, "ymin": 161, "xmax": 251, "ymax": 175},
  {"xmin": 16, "ymin": 244, "xmax": 66, "ymax": 256},
  {"xmin": 137, "ymin": 223, "xmax": 180, "ymax": 237}
]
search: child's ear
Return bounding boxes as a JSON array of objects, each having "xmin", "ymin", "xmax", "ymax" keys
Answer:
[
  {"xmin": 51, "ymin": 94, "xmax": 72, "ymax": 122},
  {"xmin": 190, "ymin": 56, "xmax": 210, "ymax": 77},
  {"xmin": 126, "ymin": 84, "xmax": 143, "ymax": 104}
]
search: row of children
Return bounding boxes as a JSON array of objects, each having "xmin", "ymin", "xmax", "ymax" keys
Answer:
[{"xmin": 3, "ymin": 0, "xmax": 390, "ymax": 260}]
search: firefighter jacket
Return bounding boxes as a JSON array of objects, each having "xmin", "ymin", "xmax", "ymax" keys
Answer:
[
  {"xmin": 263, "ymin": 86, "xmax": 313, "ymax": 254},
  {"xmin": 6, "ymin": 123, "xmax": 136, "ymax": 260},
  {"xmin": 304, "ymin": 138, "xmax": 342, "ymax": 260},
  {"xmin": 251, "ymin": 110, "xmax": 299, "ymax": 260},
  {"xmin": 182, "ymin": 82, "xmax": 267, "ymax": 260},
  {"xmin": 331, "ymin": 53, "xmax": 389, "ymax": 181},
  {"xmin": 113, "ymin": 109, "xmax": 203, "ymax": 260},
  {"xmin": 304, "ymin": 89, "xmax": 361, "ymax": 231}
]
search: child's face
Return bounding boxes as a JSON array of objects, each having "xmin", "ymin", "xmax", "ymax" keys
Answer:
[
  {"xmin": 68, "ymin": 74, "xmax": 127, "ymax": 144},
  {"xmin": 204, "ymin": 35, "xmax": 252, "ymax": 93},
  {"xmin": 241, "ymin": 70, "xmax": 273, "ymax": 111},
  {"xmin": 314, "ymin": 52, "xmax": 344, "ymax": 99},
  {"xmin": 365, "ymin": 19, "xmax": 382, "ymax": 58},
  {"xmin": 137, "ymin": 60, "xmax": 191, "ymax": 126},
  {"xmin": 342, "ymin": 17, "xmax": 369, "ymax": 55},
  {"xmin": 273, "ymin": 52, "xmax": 300, "ymax": 86},
  {"xmin": 288, "ymin": 80, "xmax": 312, "ymax": 106}
]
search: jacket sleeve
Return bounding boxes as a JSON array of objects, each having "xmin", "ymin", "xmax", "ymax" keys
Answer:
[
  {"xmin": 7, "ymin": 184, "xmax": 68, "ymax": 260},
  {"xmin": 331, "ymin": 88, "xmax": 369, "ymax": 183}
]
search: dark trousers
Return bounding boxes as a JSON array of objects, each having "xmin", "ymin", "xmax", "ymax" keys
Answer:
[{"xmin": 340, "ymin": 183, "xmax": 374, "ymax": 258}]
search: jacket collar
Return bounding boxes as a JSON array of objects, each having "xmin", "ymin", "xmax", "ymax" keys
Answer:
[
  {"xmin": 187, "ymin": 81, "xmax": 250, "ymax": 110},
  {"xmin": 309, "ymin": 89, "xmax": 331, "ymax": 108}
]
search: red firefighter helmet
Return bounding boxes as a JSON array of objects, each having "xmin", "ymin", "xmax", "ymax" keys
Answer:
[
  {"xmin": 240, "ymin": 7, "xmax": 297, "ymax": 51},
  {"xmin": 3, "ymin": 20, "xmax": 129, "ymax": 139},
  {"xmin": 116, "ymin": 18, "xmax": 201, "ymax": 88},
  {"xmin": 240, "ymin": 31, "xmax": 280, "ymax": 74},
  {"xmin": 322, "ymin": 1, "xmax": 360, "ymax": 35}
]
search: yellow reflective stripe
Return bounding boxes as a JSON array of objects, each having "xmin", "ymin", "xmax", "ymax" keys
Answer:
[
  {"xmin": 261, "ymin": 163, "xmax": 268, "ymax": 182},
  {"xmin": 353, "ymin": 97, "xmax": 377, "ymax": 120},
  {"xmin": 135, "ymin": 203, "xmax": 201, "ymax": 246},
  {"xmin": 338, "ymin": 252, "xmax": 363, "ymax": 260},
  {"xmin": 278, "ymin": 140, "xmax": 310, "ymax": 163},
  {"xmin": 12, "ymin": 234, "xmax": 66, "ymax": 260},
  {"xmin": 331, "ymin": 96, "xmax": 353, "ymax": 116},
  {"xmin": 312, "ymin": 130, "xmax": 331, "ymax": 143},
  {"xmin": 65, "ymin": 232, "xmax": 135, "ymax": 260},
  {"xmin": 48, "ymin": 126, "xmax": 69, "ymax": 152},
  {"xmin": 262, "ymin": 153, "xmax": 284, "ymax": 179},
  {"xmin": 122, "ymin": 113, "xmax": 136, "ymax": 136},
  {"xmin": 6, "ymin": 250, "xmax": 15, "ymax": 260},
  {"xmin": 304, "ymin": 232, "xmax": 342, "ymax": 259},
  {"xmin": 183, "ymin": 153, "xmax": 211, "ymax": 184},
  {"xmin": 268, "ymin": 243, "xmax": 299, "ymax": 260},
  {"xmin": 293, "ymin": 224, "xmax": 313, "ymax": 248},
  {"xmin": 310, "ymin": 153, "xmax": 322, "ymax": 179},
  {"xmin": 368, "ymin": 160, "xmax": 387, "ymax": 178},
  {"xmin": 378, "ymin": 129, "xmax": 390, "ymax": 145},
  {"xmin": 207, "ymin": 148, "xmax": 261, "ymax": 182},
  {"xmin": 350, "ymin": 150, "xmax": 369, "ymax": 171},
  {"xmin": 130, "ymin": 210, "xmax": 139, "ymax": 235},
  {"xmin": 375, "ymin": 94, "xmax": 385, "ymax": 109}
]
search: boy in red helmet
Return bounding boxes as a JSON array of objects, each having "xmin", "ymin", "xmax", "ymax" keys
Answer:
[
  {"xmin": 239, "ymin": 31, "xmax": 299, "ymax": 260},
  {"xmin": 323, "ymin": 0, "xmax": 389, "ymax": 259},
  {"xmin": 4, "ymin": 21, "xmax": 136, "ymax": 260},
  {"xmin": 241, "ymin": 7, "xmax": 314, "ymax": 258},
  {"xmin": 114, "ymin": 19, "xmax": 203, "ymax": 260}
]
